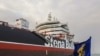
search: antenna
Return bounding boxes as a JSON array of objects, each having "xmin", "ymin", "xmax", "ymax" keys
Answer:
[{"xmin": 48, "ymin": 12, "xmax": 52, "ymax": 21}]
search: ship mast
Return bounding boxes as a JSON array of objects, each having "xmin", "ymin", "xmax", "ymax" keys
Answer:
[{"xmin": 48, "ymin": 12, "xmax": 52, "ymax": 21}]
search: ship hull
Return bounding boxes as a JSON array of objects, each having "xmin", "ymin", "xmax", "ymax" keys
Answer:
[
  {"xmin": 0, "ymin": 24, "xmax": 74, "ymax": 56},
  {"xmin": 0, "ymin": 41, "xmax": 73, "ymax": 56}
]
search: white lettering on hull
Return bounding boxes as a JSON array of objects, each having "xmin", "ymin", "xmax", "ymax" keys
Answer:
[{"xmin": 45, "ymin": 36, "xmax": 68, "ymax": 48}]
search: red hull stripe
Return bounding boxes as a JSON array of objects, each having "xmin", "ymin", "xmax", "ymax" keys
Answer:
[{"xmin": 0, "ymin": 42, "xmax": 74, "ymax": 53}]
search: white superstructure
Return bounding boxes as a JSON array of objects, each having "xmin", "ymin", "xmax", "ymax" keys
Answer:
[
  {"xmin": 15, "ymin": 18, "xmax": 29, "ymax": 29},
  {"xmin": 36, "ymin": 13, "xmax": 74, "ymax": 49}
]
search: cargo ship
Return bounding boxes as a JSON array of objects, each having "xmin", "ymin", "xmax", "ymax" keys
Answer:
[{"xmin": 0, "ymin": 13, "xmax": 74, "ymax": 56}]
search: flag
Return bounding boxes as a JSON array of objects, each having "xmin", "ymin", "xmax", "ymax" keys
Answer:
[{"xmin": 74, "ymin": 37, "xmax": 91, "ymax": 56}]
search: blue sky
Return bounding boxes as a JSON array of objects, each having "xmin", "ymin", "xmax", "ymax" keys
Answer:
[{"xmin": 0, "ymin": 0, "xmax": 100, "ymax": 54}]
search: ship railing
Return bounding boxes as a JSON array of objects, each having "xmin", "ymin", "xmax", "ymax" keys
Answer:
[
  {"xmin": 0, "ymin": 21, "xmax": 8, "ymax": 26},
  {"xmin": 0, "ymin": 21, "xmax": 31, "ymax": 32}
]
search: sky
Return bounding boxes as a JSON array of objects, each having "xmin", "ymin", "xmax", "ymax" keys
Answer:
[{"xmin": 0, "ymin": 0, "xmax": 100, "ymax": 54}]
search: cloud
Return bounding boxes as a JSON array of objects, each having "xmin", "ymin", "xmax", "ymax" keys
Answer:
[{"xmin": 0, "ymin": 0, "xmax": 100, "ymax": 53}]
